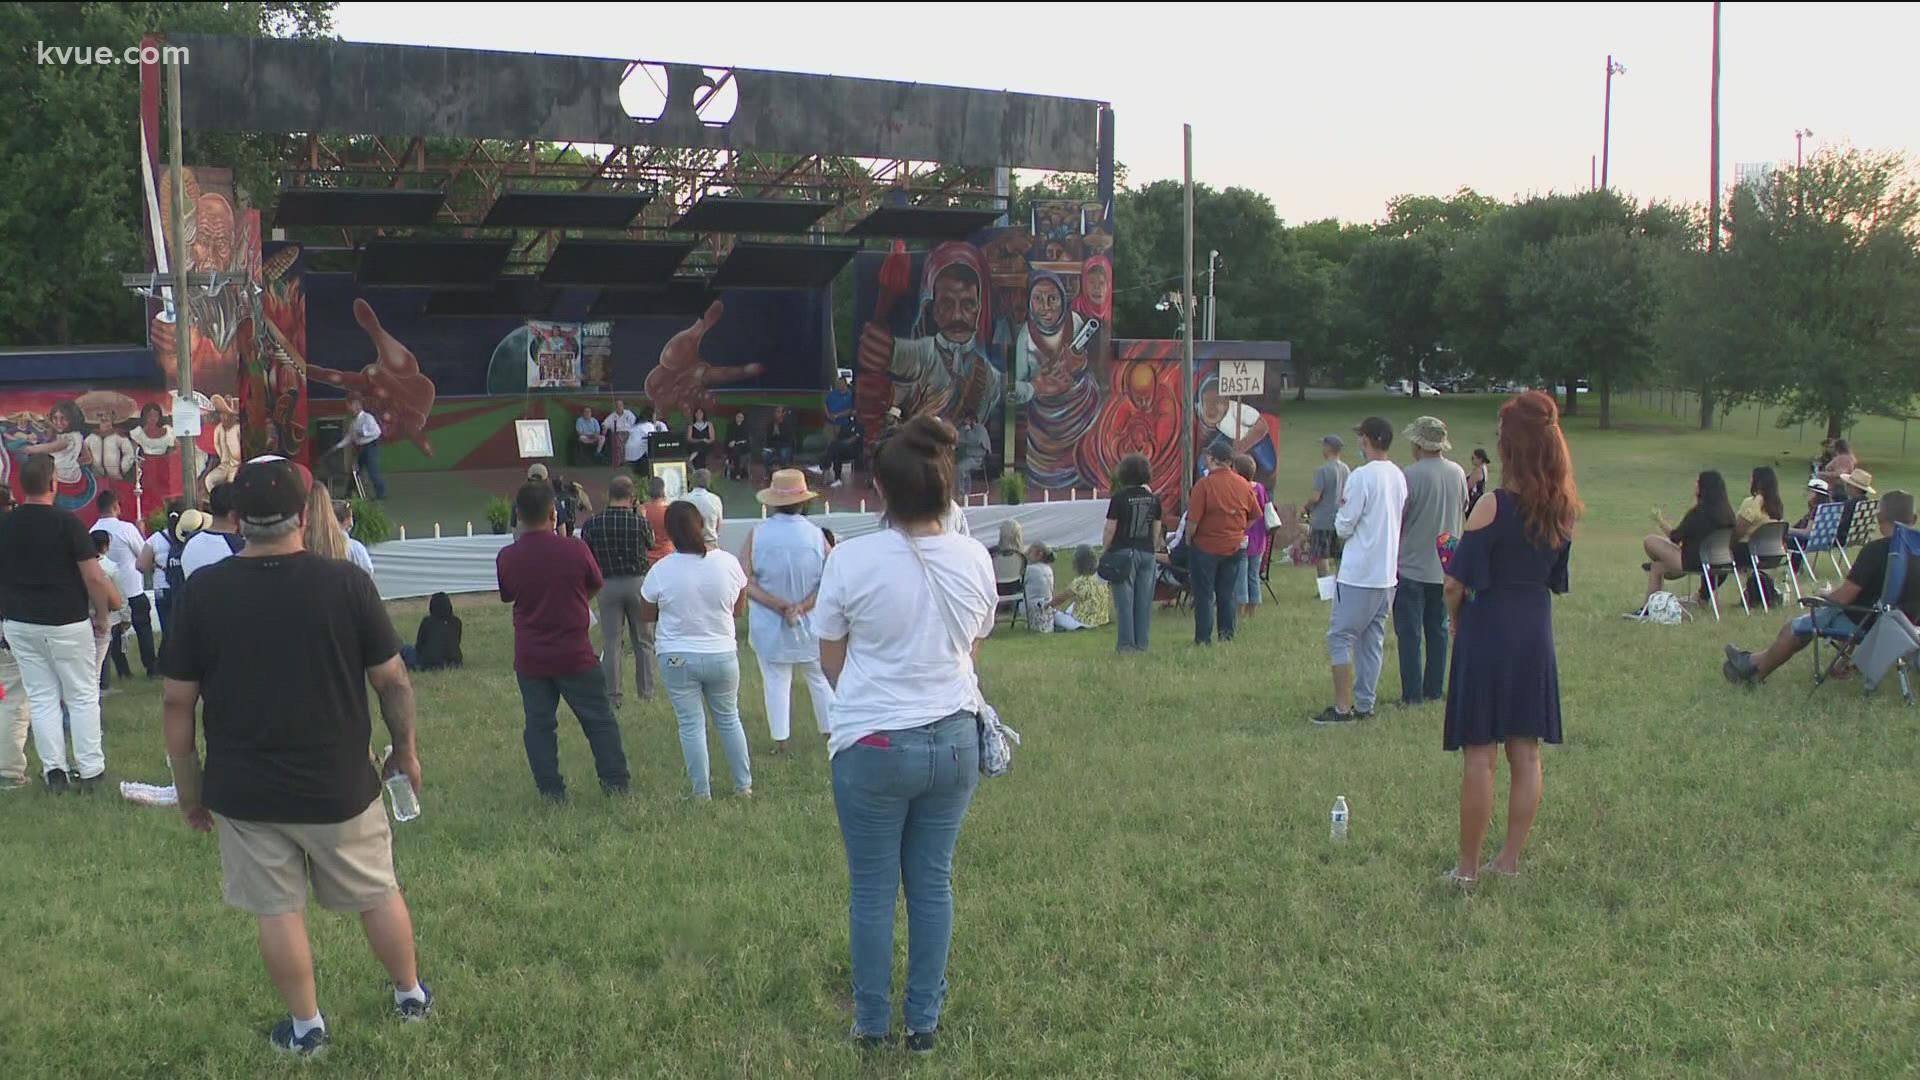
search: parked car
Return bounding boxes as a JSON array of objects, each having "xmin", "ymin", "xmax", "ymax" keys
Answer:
[{"xmin": 1386, "ymin": 379, "xmax": 1441, "ymax": 397}]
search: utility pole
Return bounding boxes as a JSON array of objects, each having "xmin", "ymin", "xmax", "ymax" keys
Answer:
[
  {"xmin": 167, "ymin": 53, "xmax": 195, "ymax": 474},
  {"xmin": 1181, "ymin": 125, "xmax": 1196, "ymax": 508},
  {"xmin": 1794, "ymin": 127, "xmax": 1813, "ymax": 214},
  {"xmin": 1601, "ymin": 55, "xmax": 1626, "ymax": 189},
  {"xmin": 1703, "ymin": 0, "xmax": 1722, "ymax": 431},
  {"xmin": 1204, "ymin": 250, "xmax": 1219, "ymax": 341}
]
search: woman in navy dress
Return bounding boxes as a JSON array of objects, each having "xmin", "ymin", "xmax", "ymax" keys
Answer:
[{"xmin": 1442, "ymin": 391, "xmax": 1581, "ymax": 888}]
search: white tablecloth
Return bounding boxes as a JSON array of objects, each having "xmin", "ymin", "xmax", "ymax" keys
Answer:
[{"xmin": 368, "ymin": 500, "xmax": 1109, "ymax": 600}]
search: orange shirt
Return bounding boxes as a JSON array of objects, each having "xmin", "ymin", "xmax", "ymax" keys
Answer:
[
  {"xmin": 643, "ymin": 499, "xmax": 674, "ymax": 565},
  {"xmin": 1187, "ymin": 469, "xmax": 1262, "ymax": 557}
]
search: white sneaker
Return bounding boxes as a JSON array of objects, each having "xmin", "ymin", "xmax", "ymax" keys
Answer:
[{"xmin": 829, "ymin": 479, "xmax": 844, "ymax": 489}]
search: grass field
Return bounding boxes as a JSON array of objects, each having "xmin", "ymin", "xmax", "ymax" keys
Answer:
[{"xmin": 4, "ymin": 393, "xmax": 1919, "ymax": 1078}]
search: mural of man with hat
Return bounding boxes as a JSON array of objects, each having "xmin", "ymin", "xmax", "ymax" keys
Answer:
[{"xmin": 1392, "ymin": 416, "xmax": 1467, "ymax": 707}]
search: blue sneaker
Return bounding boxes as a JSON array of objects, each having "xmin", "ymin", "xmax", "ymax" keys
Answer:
[
  {"xmin": 268, "ymin": 1018, "xmax": 329, "ymax": 1057},
  {"xmin": 395, "ymin": 982, "xmax": 433, "ymax": 1022}
]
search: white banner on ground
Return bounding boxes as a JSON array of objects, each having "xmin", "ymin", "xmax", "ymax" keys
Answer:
[{"xmin": 367, "ymin": 500, "xmax": 1109, "ymax": 601}]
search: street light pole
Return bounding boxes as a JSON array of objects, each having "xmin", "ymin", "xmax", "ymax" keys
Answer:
[
  {"xmin": 1204, "ymin": 249, "xmax": 1219, "ymax": 342},
  {"xmin": 1601, "ymin": 55, "xmax": 1626, "ymax": 190},
  {"xmin": 1794, "ymin": 127, "xmax": 1813, "ymax": 214}
]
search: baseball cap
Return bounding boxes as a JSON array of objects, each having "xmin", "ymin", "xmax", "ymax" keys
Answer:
[
  {"xmin": 1355, "ymin": 416, "xmax": 1394, "ymax": 449},
  {"xmin": 527, "ymin": 463, "xmax": 550, "ymax": 481},
  {"xmin": 1806, "ymin": 477, "xmax": 1830, "ymax": 494},
  {"xmin": 230, "ymin": 459, "xmax": 308, "ymax": 528},
  {"xmin": 1321, "ymin": 434, "xmax": 1344, "ymax": 451}
]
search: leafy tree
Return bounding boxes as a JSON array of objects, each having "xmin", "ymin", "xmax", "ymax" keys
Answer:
[
  {"xmin": 0, "ymin": 2, "xmax": 334, "ymax": 346},
  {"xmin": 1706, "ymin": 148, "xmax": 1920, "ymax": 438},
  {"xmin": 1505, "ymin": 230, "xmax": 1658, "ymax": 429},
  {"xmin": 1347, "ymin": 233, "xmax": 1446, "ymax": 395}
]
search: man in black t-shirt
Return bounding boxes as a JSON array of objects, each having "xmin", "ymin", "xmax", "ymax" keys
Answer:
[
  {"xmin": 161, "ymin": 459, "xmax": 433, "ymax": 1057},
  {"xmin": 0, "ymin": 456, "xmax": 123, "ymax": 792},
  {"xmin": 1725, "ymin": 490, "xmax": 1920, "ymax": 686}
]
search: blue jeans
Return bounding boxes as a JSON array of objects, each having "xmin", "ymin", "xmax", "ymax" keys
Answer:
[
  {"xmin": 1791, "ymin": 607, "xmax": 1860, "ymax": 639},
  {"xmin": 831, "ymin": 710, "xmax": 980, "ymax": 1037},
  {"xmin": 357, "ymin": 442, "xmax": 387, "ymax": 499},
  {"xmin": 1327, "ymin": 583, "xmax": 1394, "ymax": 713},
  {"xmin": 659, "ymin": 651, "xmax": 752, "ymax": 797},
  {"xmin": 1391, "ymin": 578, "xmax": 1448, "ymax": 704},
  {"xmin": 1239, "ymin": 552, "xmax": 1263, "ymax": 606},
  {"xmin": 516, "ymin": 668, "xmax": 630, "ymax": 797},
  {"xmin": 1188, "ymin": 549, "xmax": 1245, "ymax": 644},
  {"xmin": 1111, "ymin": 548, "xmax": 1159, "ymax": 652}
]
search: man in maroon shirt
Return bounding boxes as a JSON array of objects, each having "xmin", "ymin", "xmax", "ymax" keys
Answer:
[{"xmin": 495, "ymin": 483, "xmax": 630, "ymax": 801}]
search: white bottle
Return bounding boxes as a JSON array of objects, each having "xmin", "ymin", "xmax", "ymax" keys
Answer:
[
  {"xmin": 1330, "ymin": 795, "xmax": 1349, "ymax": 844},
  {"xmin": 381, "ymin": 745, "xmax": 421, "ymax": 823}
]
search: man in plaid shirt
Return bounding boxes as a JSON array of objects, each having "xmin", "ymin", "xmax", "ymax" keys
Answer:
[{"xmin": 579, "ymin": 475, "xmax": 659, "ymax": 708}]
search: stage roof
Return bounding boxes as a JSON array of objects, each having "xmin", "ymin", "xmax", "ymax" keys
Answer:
[
  {"xmin": 670, "ymin": 196, "xmax": 836, "ymax": 235},
  {"xmin": 539, "ymin": 239, "xmax": 694, "ymax": 286},
  {"xmin": 481, "ymin": 190, "xmax": 653, "ymax": 229},
  {"xmin": 274, "ymin": 188, "xmax": 445, "ymax": 227},
  {"xmin": 846, "ymin": 206, "xmax": 1006, "ymax": 239},
  {"xmin": 710, "ymin": 243, "xmax": 857, "ymax": 289}
]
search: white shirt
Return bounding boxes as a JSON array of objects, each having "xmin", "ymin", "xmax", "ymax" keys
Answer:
[
  {"xmin": 340, "ymin": 410, "xmax": 382, "ymax": 448},
  {"xmin": 939, "ymin": 501, "xmax": 972, "ymax": 538},
  {"xmin": 1334, "ymin": 459, "xmax": 1408, "ymax": 589},
  {"xmin": 95, "ymin": 516, "xmax": 148, "ymax": 587},
  {"xmin": 641, "ymin": 550, "xmax": 747, "ymax": 655},
  {"xmin": 606, "ymin": 409, "xmax": 637, "ymax": 435},
  {"xmin": 181, "ymin": 530, "xmax": 239, "ymax": 579},
  {"xmin": 813, "ymin": 530, "xmax": 997, "ymax": 758},
  {"xmin": 100, "ymin": 552, "xmax": 142, "ymax": 608},
  {"xmin": 145, "ymin": 531, "xmax": 174, "ymax": 594},
  {"xmin": 622, "ymin": 419, "xmax": 665, "ymax": 463},
  {"xmin": 682, "ymin": 488, "xmax": 724, "ymax": 544},
  {"xmin": 347, "ymin": 538, "xmax": 375, "ymax": 576}
]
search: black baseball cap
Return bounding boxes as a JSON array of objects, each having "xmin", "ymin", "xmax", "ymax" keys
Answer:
[
  {"xmin": 1355, "ymin": 416, "xmax": 1394, "ymax": 449},
  {"xmin": 230, "ymin": 459, "xmax": 308, "ymax": 527}
]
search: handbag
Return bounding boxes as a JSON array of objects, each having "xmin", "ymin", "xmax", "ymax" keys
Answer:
[
  {"xmin": 899, "ymin": 530, "xmax": 1022, "ymax": 777},
  {"xmin": 1263, "ymin": 501, "xmax": 1283, "ymax": 530},
  {"xmin": 1096, "ymin": 548, "xmax": 1131, "ymax": 583}
]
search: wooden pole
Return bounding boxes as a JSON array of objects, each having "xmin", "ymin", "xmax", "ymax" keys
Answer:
[
  {"xmin": 1181, "ymin": 123, "xmax": 1197, "ymax": 509},
  {"xmin": 167, "ymin": 56, "xmax": 194, "ymax": 481}
]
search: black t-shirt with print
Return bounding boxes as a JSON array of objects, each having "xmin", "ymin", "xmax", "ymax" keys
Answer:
[
  {"xmin": 0, "ymin": 504, "xmax": 95, "ymax": 626},
  {"xmin": 1107, "ymin": 486, "xmax": 1163, "ymax": 553},
  {"xmin": 162, "ymin": 552, "xmax": 401, "ymax": 824},
  {"xmin": 1844, "ymin": 536, "xmax": 1920, "ymax": 627}
]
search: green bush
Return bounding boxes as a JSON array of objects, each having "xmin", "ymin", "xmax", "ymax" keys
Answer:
[
  {"xmin": 349, "ymin": 497, "xmax": 394, "ymax": 545},
  {"xmin": 485, "ymin": 495, "xmax": 513, "ymax": 535},
  {"xmin": 998, "ymin": 471, "xmax": 1027, "ymax": 506},
  {"xmin": 145, "ymin": 506, "xmax": 168, "ymax": 536}
]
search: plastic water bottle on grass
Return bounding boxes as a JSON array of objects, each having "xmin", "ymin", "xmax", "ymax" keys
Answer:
[
  {"xmin": 1330, "ymin": 796, "xmax": 1349, "ymax": 844},
  {"xmin": 381, "ymin": 745, "xmax": 421, "ymax": 823}
]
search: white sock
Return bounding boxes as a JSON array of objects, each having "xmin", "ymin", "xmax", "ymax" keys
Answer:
[
  {"xmin": 395, "ymin": 983, "xmax": 428, "ymax": 1005},
  {"xmin": 292, "ymin": 1014, "xmax": 325, "ymax": 1039}
]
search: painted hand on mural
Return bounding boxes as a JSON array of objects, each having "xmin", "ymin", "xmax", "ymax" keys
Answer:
[
  {"xmin": 308, "ymin": 299, "xmax": 437, "ymax": 456},
  {"xmin": 644, "ymin": 301, "xmax": 764, "ymax": 419}
]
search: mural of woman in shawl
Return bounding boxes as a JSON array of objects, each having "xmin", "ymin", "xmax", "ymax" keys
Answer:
[
  {"xmin": 1072, "ymin": 254, "xmax": 1113, "ymax": 323},
  {"xmin": 1015, "ymin": 268, "xmax": 1099, "ymax": 488}
]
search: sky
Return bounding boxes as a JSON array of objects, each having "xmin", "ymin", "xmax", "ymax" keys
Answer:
[{"xmin": 331, "ymin": 1, "xmax": 1918, "ymax": 225}]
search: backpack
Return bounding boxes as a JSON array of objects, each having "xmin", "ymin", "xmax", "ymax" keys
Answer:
[
  {"xmin": 163, "ymin": 532, "xmax": 188, "ymax": 595},
  {"xmin": 1642, "ymin": 591, "xmax": 1689, "ymax": 625}
]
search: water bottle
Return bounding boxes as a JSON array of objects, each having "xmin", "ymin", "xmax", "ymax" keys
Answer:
[
  {"xmin": 1330, "ymin": 795, "xmax": 1349, "ymax": 844},
  {"xmin": 381, "ymin": 745, "xmax": 421, "ymax": 823}
]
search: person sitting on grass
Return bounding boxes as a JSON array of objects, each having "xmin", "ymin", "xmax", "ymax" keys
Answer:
[
  {"xmin": 406, "ymin": 592, "xmax": 464, "ymax": 673},
  {"xmin": 1022, "ymin": 544, "xmax": 1089, "ymax": 633},
  {"xmin": 1723, "ymin": 490, "xmax": 1920, "ymax": 687},
  {"xmin": 1633, "ymin": 469, "xmax": 1734, "ymax": 618},
  {"xmin": 1063, "ymin": 545, "xmax": 1112, "ymax": 629}
]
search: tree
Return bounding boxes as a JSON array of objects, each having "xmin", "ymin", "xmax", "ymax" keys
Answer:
[
  {"xmin": 1347, "ymin": 233, "xmax": 1447, "ymax": 395},
  {"xmin": 1505, "ymin": 230, "xmax": 1658, "ymax": 429},
  {"xmin": 1704, "ymin": 148, "xmax": 1920, "ymax": 438},
  {"xmin": 0, "ymin": 2, "xmax": 335, "ymax": 347}
]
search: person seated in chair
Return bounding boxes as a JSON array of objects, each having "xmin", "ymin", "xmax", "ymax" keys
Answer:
[
  {"xmin": 1634, "ymin": 470, "xmax": 1734, "ymax": 618},
  {"xmin": 762, "ymin": 406, "xmax": 796, "ymax": 471},
  {"xmin": 1723, "ymin": 491, "xmax": 1920, "ymax": 686},
  {"xmin": 573, "ymin": 406, "xmax": 605, "ymax": 465},
  {"xmin": 725, "ymin": 411, "xmax": 753, "ymax": 481}
]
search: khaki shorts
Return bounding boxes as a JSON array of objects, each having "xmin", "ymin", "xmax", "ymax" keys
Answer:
[{"xmin": 213, "ymin": 797, "xmax": 399, "ymax": 916}]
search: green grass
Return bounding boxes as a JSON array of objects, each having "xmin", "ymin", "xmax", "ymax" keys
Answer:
[{"xmin": 4, "ymin": 393, "xmax": 1919, "ymax": 1077}]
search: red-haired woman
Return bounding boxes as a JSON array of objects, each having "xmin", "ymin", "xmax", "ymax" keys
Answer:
[{"xmin": 1441, "ymin": 390, "xmax": 1581, "ymax": 889}]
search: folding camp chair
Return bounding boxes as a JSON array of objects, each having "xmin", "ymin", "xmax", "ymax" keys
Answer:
[
  {"xmin": 1258, "ymin": 543, "xmax": 1280, "ymax": 604},
  {"xmin": 1792, "ymin": 500, "xmax": 1849, "ymax": 586},
  {"xmin": 1695, "ymin": 528, "xmax": 1746, "ymax": 621},
  {"xmin": 1803, "ymin": 522, "xmax": 1920, "ymax": 703},
  {"xmin": 1843, "ymin": 498, "xmax": 1880, "ymax": 564},
  {"xmin": 1744, "ymin": 521, "xmax": 1796, "ymax": 612},
  {"xmin": 991, "ymin": 548, "xmax": 1028, "ymax": 627}
]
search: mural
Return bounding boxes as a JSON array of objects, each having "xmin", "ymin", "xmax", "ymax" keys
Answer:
[
  {"xmin": 147, "ymin": 167, "xmax": 255, "ymax": 401},
  {"xmin": 1103, "ymin": 339, "xmax": 1288, "ymax": 499},
  {"xmin": 0, "ymin": 386, "xmax": 216, "ymax": 527},
  {"xmin": 851, "ymin": 200, "xmax": 1119, "ymax": 489},
  {"xmin": 249, "ymin": 241, "xmax": 309, "ymax": 460}
]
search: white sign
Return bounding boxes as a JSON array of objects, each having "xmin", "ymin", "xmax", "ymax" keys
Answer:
[
  {"xmin": 1218, "ymin": 361, "xmax": 1265, "ymax": 398},
  {"xmin": 514, "ymin": 419, "xmax": 554, "ymax": 460},
  {"xmin": 171, "ymin": 396, "xmax": 202, "ymax": 437}
]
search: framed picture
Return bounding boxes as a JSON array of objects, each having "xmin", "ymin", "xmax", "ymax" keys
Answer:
[
  {"xmin": 514, "ymin": 419, "xmax": 554, "ymax": 459},
  {"xmin": 653, "ymin": 460, "xmax": 688, "ymax": 501}
]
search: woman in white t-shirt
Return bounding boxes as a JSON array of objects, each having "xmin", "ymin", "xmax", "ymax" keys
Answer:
[
  {"xmin": 812, "ymin": 415, "xmax": 996, "ymax": 1052},
  {"xmin": 640, "ymin": 501, "xmax": 752, "ymax": 799}
]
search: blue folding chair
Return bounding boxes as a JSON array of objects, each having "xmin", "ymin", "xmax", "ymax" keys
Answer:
[
  {"xmin": 1802, "ymin": 522, "xmax": 1920, "ymax": 702},
  {"xmin": 1792, "ymin": 500, "xmax": 1849, "ymax": 586}
]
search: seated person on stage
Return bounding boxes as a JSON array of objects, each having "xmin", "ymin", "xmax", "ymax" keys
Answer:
[
  {"xmin": 956, "ymin": 414, "xmax": 992, "ymax": 491},
  {"xmin": 1723, "ymin": 491, "xmax": 1920, "ymax": 686},
  {"xmin": 725, "ymin": 410, "xmax": 753, "ymax": 481},
  {"xmin": 573, "ymin": 406, "xmax": 605, "ymax": 464},
  {"xmin": 762, "ymin": 406, "xmax": 796, "ymax": 470},
  {"xmin": 686, "ymin": 408, "xmax": 717, "ymax": 471},
  {"xmin": 403, "ymin": 591, "xmax": 465, "ymax": 672},
  {"xmin": 822, "ymin": 372, "xmax": 862, "ymax": 488}
]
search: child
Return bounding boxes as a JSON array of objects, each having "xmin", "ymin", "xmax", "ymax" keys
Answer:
[
  {"xmin": 90, "ymin": 531, "xmax": 135, "ymax": 689},
  {"xmin": 1024, "ymin": 544, "xmax": 1090, "ymax": 633},
  {"xmin": 406, "ymin": 592, "xmax": 464, "ymax": 672},
  {"xmin": 1064, "ymin": 545, "xmax": 1113, "ymax": 629}
]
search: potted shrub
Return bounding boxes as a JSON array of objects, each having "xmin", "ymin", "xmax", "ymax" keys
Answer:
[
  {"xmin": 348, "ymin": 498, "xmax": 394, "ymax": 545},
  {"xmin": 485, "ymin": 495, "xmax": 513, "ymax": 535},
  {"xmin": 998, "ymin": 471, "xmax": 1026, "ymax": 506}
]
